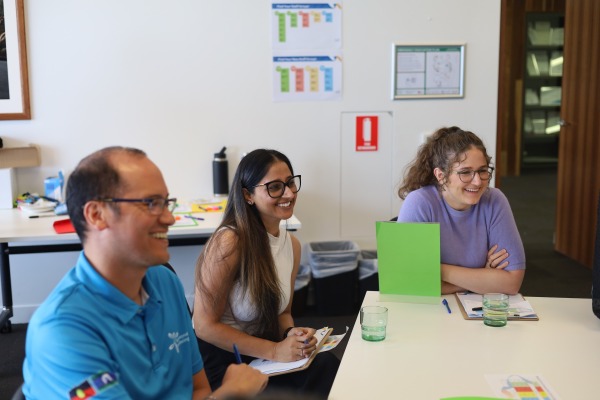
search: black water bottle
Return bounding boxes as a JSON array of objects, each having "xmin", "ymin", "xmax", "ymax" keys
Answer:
[{"xmin": 212, "ymin": 147, "xmax": 229, "ymax": 197}]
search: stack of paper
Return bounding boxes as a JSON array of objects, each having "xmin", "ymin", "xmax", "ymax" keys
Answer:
[
  {"xmin": 248, "ymin": 326, "xmax": 343, "ymax": 375},
  {"xmin": 19, "ymin": 200, "xmax": 57, "ymax": 218}
]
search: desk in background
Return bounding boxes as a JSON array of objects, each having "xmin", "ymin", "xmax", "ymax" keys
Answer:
[
  {"xmin": 330, "ymin": 291, "xmax": 600, "ymax": 399},
  {"xmin": 0, "ymin": 209, "xmax": 301, "ymax": 332}
]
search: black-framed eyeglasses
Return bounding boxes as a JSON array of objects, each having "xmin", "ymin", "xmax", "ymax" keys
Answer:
[
  {"xmin": 453, "ymin": 167, "xmax": 494, "ymax": 183},
  {"xmin": 98, "ymin": 197, "xmax": 177, "ymax": 215},
  {"xmin": 250, "ymin": 175, "xmax": 301, "ymax": 199}
]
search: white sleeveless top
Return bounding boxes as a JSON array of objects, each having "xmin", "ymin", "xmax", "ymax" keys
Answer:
[{"xmin": 221, "ymin": 230, "xmax": 294, "ymax": 334}]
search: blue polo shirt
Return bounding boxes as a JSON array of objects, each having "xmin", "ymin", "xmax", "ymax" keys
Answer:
[{"xmin": 23, "ymin": 252, "xmax": 203, "ymax": 399}]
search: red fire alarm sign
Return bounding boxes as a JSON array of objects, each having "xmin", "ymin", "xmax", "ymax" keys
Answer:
[{"xmin": 356, "ymin": 116, "xmax": 378, "ymax": 151}]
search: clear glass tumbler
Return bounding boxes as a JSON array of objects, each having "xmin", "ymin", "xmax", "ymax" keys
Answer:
[{"xmin": 483, "ymin": 293, "xmax": 509, "ymax": 327}]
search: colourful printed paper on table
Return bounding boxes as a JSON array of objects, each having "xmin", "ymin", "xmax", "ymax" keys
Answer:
[
  {"xmin": 191, "ymin": 199, "xmax": 227, "ymax": 213},
  {"xmin": 376, "ymin": 222, "xmax": 441, "ymax": 303},
  {"xmin": 485, "ymin": 374, "xmax": 560, "ymax": 400}
]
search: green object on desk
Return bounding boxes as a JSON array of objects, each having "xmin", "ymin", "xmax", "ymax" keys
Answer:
[{"xmin": 376, "ymin": 222, "xmax": 441, "ymax": 301}]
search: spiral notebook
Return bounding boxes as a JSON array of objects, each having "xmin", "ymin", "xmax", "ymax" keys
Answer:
[{"xmin": 248, "ymin": 327, "xmax": 333, "ymax": 376}]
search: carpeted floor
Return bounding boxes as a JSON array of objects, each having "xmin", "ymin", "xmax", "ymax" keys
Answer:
[
  {"xmin": 500, "ymin": 169, "xmax": 592, "ymax": 298},
  {"xmin": 0, "ymin": 322, "xmax": 27, "ymax": 398}
]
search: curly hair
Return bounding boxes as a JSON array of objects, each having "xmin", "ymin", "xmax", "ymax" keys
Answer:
[{"xmin": 397, "ymin": 126, "xmax": 492, "ymax": 199}]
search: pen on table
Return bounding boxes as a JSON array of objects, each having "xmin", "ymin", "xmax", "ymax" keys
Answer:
[
  {"xmin": 233, "ymin": 343, "xmax": 242, "ymax": 364},
  {"xmin": 442, "ymin": 298, "xmax": 452, "ymax": 314},
  {"xmin": 184, "ymin": 215, "xmax": 205, "ymax": 221},
  {"xmin": 39, "ymin": 195, "xmax": 59, "ymax": 203},
  {"xmin": 28, "ymin": 214, "xmax": 56, "ymax": 219}
]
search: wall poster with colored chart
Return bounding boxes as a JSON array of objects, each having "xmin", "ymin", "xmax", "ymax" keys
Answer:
[
  {"xmin": 272, "ymin": 54, "xmax": 342, "ymax": 101},
  {"xmin": 271, "ymin": 2, "xmax": 343, "ymax": 102},
  {"xmin": 392, "ymin": 44, "xmax": 465, "ymax": 99},
  {"xmin": 271, "ymin": 2, "xmax": 342, "ymax": 50}
]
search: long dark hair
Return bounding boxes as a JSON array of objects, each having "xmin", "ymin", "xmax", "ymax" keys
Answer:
[
  {"xmin": 196, "ymin": 149, "xmax": 294, "ymax": 341},
  {"xmin": 397, "ymin": 126, "xmax": 492, "ymax": 199}
]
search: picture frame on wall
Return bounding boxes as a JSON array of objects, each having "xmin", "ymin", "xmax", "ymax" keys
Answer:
[
  {"xmin": 392, "ymin": 43, "xmax": 465, "ymax": 100},
  {"xmin": 0, "ymin": 0, "xmax": 30, "ymax": 120}
]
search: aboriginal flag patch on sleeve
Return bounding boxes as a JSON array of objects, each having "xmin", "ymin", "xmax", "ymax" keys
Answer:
[{"xmin": 69, "ymin": 371, "xmax": 117, "ymax": 399}]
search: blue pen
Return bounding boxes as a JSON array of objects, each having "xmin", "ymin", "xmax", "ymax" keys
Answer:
[
  {"xmin": 233, "ymin": 343, "xmax": 242, "ymax": 364},
  {"xmin": 442, "ymin": 298, "xmax": 452, "ymax": 314},
  {"xmin": 184, "ymin": 215, "xmax": 205, "ymax": 221}
]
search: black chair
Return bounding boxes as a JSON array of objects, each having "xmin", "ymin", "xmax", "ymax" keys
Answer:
[
  {"xmin": 162, "ymin": 263, "xmax": 193, "ymax": 317},
  {"xmin": 11, "ymin": 383, "xmax": 24, "ymax": 400},
  {"xmin": 592, "ymin": 192, "xmax": 600, "ymax": 318}
]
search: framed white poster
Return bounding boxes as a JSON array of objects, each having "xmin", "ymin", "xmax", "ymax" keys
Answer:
[
  {"xmin": 0, "ymin": 0, "xmax": 30, "ymax": 120},
  {"xmin": 392, "ymin": 44, "xmax": 465, "ymax": 99}
]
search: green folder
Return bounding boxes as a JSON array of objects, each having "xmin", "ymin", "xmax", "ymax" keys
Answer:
[{"xmin": 376, "ymin": 221, "xmax": 441, "ymax": 303}]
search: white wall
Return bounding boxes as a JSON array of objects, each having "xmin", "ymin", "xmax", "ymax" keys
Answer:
[{"xmin": 1, "ymin": 0, "xmax": 500, "ymax": 322}]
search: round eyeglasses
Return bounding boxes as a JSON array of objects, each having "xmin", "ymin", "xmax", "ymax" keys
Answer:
[
  {"xmin": 98, "ymin": 197, "xmax": 177, "ymax": 215},
  {"xmin": 453, "ymin": 167, "xmax": 494, "ymax": 183},
  {"xmin": 250, "ymin": 175, "xmax": 301, "ymax": 199}
]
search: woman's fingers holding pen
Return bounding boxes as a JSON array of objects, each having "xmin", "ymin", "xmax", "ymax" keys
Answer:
[
  {"xmin": 274, "ymin": 337, "xmax": 300, "ymax": 362},
  {"xmin": 293, "ymin": 327, "xmax": 317, "ymax": 355},
  {"xmin": 278, "ymin": 328, "xmax": 317, "ymax": 360},
  {"xmin": 289, "ymin": 326, "xmax": 316, "ymax": 338},
  {"xmin": 277, "ymin": 334, "xmax": 311, "ymax": 361}
]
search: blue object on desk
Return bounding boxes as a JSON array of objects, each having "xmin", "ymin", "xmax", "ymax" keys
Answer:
[
  {"xmin": 54, "ymin": 203, "xmax": 68, "ymax": 215},
  {"xmin": 185, "ymin": 215, "xmax": 205, "ymax": 221},
  {"xmin": 442, "ymin": 298, "xmax": 452, "ymax": 314}
]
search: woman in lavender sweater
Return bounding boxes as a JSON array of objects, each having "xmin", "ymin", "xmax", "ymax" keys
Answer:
[{"xmin": 397, "ymin": 126, "xmax": 525, "ymax": 295}]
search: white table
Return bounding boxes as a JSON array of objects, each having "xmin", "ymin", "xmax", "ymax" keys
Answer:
[
  {"xmin": 0, "ymin": 209, "xmax": 300, "ymax": 332},
  {"xmin": 329, "ymin": 291, "xmax": 600, "ymax": 399}
]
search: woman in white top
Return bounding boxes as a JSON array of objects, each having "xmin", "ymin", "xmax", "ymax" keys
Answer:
[{"xmin": 193, "ymin": 149, "xmax": 338, "ymax": 398}]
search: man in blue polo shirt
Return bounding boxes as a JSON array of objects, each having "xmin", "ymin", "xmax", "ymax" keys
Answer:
[{"xmin": 22, "ymin": 147, "xmax": 267, "ymax": 399}]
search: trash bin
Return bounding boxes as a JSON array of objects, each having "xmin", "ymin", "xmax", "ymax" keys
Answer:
[
  {"xmin": 307, "ymin": 241, "xmax": 360, "ymax": 316},
  {"xmin": 358, "ymin": 250, "xmax": 378, "ymax": 303},
  {"xmin": 292, "ymin": 262, "xmax": 311, "ymax": 317}
]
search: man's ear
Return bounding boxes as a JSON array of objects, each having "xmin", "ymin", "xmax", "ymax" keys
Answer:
[
  {"xmin": 83, "ymin": 201, "xmax": 109, "ymax": 232},
  {"xmin": 433, "ymin": 167, "xmax": 445, "ymax": 184}
]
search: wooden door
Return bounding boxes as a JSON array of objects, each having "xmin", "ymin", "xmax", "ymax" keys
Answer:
[
  {"xmin": 496, "ymin": 0, "xmax": 565, "ymax": 181},
  {"xmin": 554, "ymin": 0, "xmax": 600, "ymax": 267}
]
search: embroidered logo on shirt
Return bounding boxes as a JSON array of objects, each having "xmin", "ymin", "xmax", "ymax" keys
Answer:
[
  {"xmin": 91, "ymin": 371, "xmax": 117, "ymax": 391},
  {"xmin": 168, "ymin": 331, "xmax": 190, "ymax": 353},
  {"xmin": 68, "ymin": 371, "xmax": 117, "ymax": 399}
]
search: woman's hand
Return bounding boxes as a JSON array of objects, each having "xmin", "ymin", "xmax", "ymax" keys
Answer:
[
  {"xmin": 485, "ymin": 244, "xmax": 509, "ymax": 269},
  {"xmin": 273, "ymin": 327, "xmax": 317, "ymax": 362}
]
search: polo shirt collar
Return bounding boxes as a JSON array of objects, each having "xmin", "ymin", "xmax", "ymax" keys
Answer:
[{"xmin": 74, "ymin": 252, "xmax": 164, "ymax": 324}]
